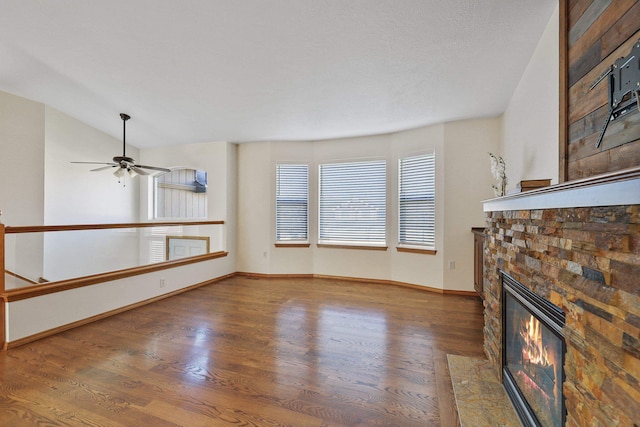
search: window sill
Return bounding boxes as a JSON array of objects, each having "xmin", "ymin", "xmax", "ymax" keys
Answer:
[
  {"xmin": 274, "ymin": 242, "xmax": 311, "ymax": 248},
  {"xmin": 396, "ymin": 246, "xmax": 437, "ymax": 255},
  {"xmin": 317, "ymin": 244, "xmax": 388, "ymax": 251}
]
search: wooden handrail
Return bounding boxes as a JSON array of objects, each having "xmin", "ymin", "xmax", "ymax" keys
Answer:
[{"xmin": 5, "ymin": 220, "xmax": 224, "ymax": 234}]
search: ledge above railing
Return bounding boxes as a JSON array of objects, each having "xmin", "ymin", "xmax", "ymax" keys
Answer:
[
  {"xmin": 4, "ymin": 251, "xmax": 228, "ymax": 302},
  {"xmin": 1, "ymin": 219, "xmax": 226, "ymax": 297}
]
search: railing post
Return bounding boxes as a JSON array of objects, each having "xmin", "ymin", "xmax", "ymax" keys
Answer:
[
  {"xmin": 0, "ymin": 221, "xmax": 4, "ymax": 293},
  {"xmin": 1, "ymin": 220, "xmax": 6, "ymax": 349}
]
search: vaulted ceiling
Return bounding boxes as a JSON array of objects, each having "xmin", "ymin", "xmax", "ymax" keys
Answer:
[{"xmin": 0, "ymin": 0, "xmax": 557, "ymax": 148}]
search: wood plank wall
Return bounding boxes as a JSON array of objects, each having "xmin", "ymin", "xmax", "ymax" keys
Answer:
[
  {"xmin": 564, "ymin": 0, "xmax": 640, "ymax": 180},
  {"xmin": 156, "ymin": 169, "xmax": 207, "ymax": 219}
]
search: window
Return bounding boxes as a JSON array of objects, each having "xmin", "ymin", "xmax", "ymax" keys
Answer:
[
  {"xmin": 154, "ymin": 168, "xmax": 208, "ymax": 219},
  {"xmin": 398, "ymin": 152, "xmax": 435, "ymax": 249},
  {"xmin": 276, "ymin": 164, "xmax": 309, "ymax": 242},
  {"xmin": 319, "ymin": 160, "xmax": 386, "ymax": 246}
]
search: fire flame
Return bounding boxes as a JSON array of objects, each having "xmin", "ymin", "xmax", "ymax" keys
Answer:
[{"xmin": 520, "ymin": 315, "xmax": 551, "ymax": 367}]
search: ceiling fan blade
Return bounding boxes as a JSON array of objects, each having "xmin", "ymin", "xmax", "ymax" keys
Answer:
[
  {"xmin": 71, "ymin": 161, "xmax": 117, "ymax": 165},
  {"xmin": 130, "ymin": 166, "xmax": 150, "ymax": 176},
  {"xmin": 134, "ymin": 164, "xmax": 171, "ymax": 173},
  {"xmin": 90, "ymin": 165, "xmax": 118, "ymax": 172}
]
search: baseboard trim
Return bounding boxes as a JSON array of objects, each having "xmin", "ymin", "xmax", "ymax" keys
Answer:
[
  {"xmin": 237, "ymin": 272, "xmax": 478, "ymax": 297},
  {"xmin": 5, "ymin": 273, "xmax": 235, "ymax": 350},
  {"xmin": 236, "ymin": 272, "xmax": 314, "ymax": 279}
]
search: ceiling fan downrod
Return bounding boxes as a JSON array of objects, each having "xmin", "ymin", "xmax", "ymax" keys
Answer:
[{"xmin": 120, "ymin": 113, "xmax": 130, "ymax": 159}]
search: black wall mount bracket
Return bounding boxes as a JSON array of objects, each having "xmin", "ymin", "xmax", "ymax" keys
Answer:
[{"xmin": 590, "ymin": 39, "xmax": 640, "ymax": 148}]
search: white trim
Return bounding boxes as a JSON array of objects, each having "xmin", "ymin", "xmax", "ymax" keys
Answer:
[{"xmin": 483, "ymin": 168, "xmax": 640, "ymax": 212}]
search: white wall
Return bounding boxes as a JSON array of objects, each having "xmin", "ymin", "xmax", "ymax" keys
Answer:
[
  {"xmin": 44, "ymin": 106, "xmax": 140, "ymax": 224},
  {"xmin": 0, "ymin": 92, "xmax": 45, "ymax": 281},
  {"xmin": 0, "ymin": 91, "xmax": 45, "ymax": 226},
  {"xmin": 501, "ymin": 4, "xmax": 559, "ymax": 186},
  {"xmin": 43, "ymin": 107, "xmax": 141, "ymax": 280},
  {"xmin": 237, "ymin": 119, "xmax": 498, "ymax": 291},
  {"xmin": 390, "ymin": 125, "xmax": 446, "ymax": 289},
  {"xmin": 237, "ymin": 142, "xmax": 274, "ymax": 273},
  {"xmin": 442, "ymin": 118, "xmax": 500, "ymax": 290},
  {"xmin": 312, "ymin": 134, "xmax": 395, "ymax": 281}
]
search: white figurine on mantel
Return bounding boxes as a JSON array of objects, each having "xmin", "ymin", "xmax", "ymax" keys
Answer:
[{"xmin": 488, "ymin": 153, "xmax": 507, "ymax": 197}]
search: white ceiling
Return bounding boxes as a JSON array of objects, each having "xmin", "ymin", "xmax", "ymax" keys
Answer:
[{"xmin": 0, "ymin": 0, "xmax": 557, "ymax": 148}]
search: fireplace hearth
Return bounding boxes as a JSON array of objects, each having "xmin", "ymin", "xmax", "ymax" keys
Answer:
[{"xmin": 502, "ymin": 272, "xmax": 566, "ymax": 427}]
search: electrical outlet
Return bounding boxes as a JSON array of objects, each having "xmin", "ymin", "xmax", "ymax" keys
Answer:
[
  {"xmin": 160, "ymin": 278, "xmax": 166, "ymax": 288},
  {"xmin": 449, "ymin": 260, "xmax": 456, "ymax": 270}
]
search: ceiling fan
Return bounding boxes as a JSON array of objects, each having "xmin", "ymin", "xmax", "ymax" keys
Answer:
[{"xmin": 72, "ymin": 113, "xmax": 171, "ymax": 178}]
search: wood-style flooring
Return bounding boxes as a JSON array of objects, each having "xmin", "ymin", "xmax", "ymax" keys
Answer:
[{"xmin": 0, "ymin": 276, "xmax": 485, "ymax": 426}]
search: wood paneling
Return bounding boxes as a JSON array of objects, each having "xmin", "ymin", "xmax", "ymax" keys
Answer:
[
  {"xmin": 560, "ymin": 0, "xmax": 570, "ymax": 182},
  {"xmin": 563, "ymin": 0, "xmax": 640, "ymax": 179},
  {"xmin": 568, "ymin": 0, "xmax": 594, "ymax": 29},
  {"xmin": 568, "ymin": 0, "xmax": 634, "ymax": 65},
  {"xmin": 0, "ymin": 276, "xmax": 485, "ymax": 426},
  {"xmin": 568, "ymin": 139, "xmax": 640, "ymax": 179},
  {"xmin": 156, "ymin": 168, "xmax": 207, "ymax": 219}
]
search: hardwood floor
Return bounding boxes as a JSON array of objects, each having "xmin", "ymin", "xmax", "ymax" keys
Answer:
[{"xmin": 0, "ymin": 276, "xmax": 485, "ymax": 426}]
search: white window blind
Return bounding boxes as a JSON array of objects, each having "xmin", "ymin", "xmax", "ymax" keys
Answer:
[
  {"xmin": 399, "ymin": 153, "xmax": 435, "ymax": 248},
  {"xmin": 276, "ymin": 164, "xmax": 309, "ymax": 242},
  {"xmin": 319, "ymin": 160, "xmax": 386, "ymax": 246}
]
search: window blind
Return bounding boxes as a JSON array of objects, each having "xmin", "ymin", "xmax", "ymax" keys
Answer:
[
  {"xmin": 276, "ymin": 164, "xmax": 309, "ymax": 241},
  {"xmin": 399, "ymin": 153, "xmax": 435, "ymax": 248},
  {"xmin": 319, "ymin": 160, "xmax": 386, "ymax": 245}
]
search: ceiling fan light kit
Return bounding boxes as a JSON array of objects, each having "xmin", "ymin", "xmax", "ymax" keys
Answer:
[
  {"xmin": 71, "ymin": 113, "xmax": 171, "ymax": 181},
  {"xmin": 113, "ymin": 168, "xmax": 125, "ymax": 178}
]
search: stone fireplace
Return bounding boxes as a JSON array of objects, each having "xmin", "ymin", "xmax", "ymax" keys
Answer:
[{"xmin": 482, "ymin": 168, "xmax": 640, "ymax": 427}]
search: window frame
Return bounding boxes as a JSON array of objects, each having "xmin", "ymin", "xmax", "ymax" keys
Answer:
[
  {"xmin": 397, "ymin": 152, "xmax": 436, "ymax": 254},
  {"xmin": 275, "ymin": 163, "xmax": 310, "ymax": 245},
  {"xmin": 318, "ymin": 159, "xmax": 387, "ymax": 249}
]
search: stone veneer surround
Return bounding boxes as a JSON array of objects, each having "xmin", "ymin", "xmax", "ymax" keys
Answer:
[{"xmin": 483, "ymin": 201, "xmax": 640, "ymax": 426}]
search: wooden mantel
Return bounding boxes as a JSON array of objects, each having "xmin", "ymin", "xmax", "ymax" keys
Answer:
[{"xmin": 483, "ymin": 166, "xmax": 640, "ymax": 212}]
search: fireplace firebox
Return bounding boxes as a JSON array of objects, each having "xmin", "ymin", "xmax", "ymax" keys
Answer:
[{"xmin": 502, "ymin": 272, "xmax": 566, "ymax": 427}]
